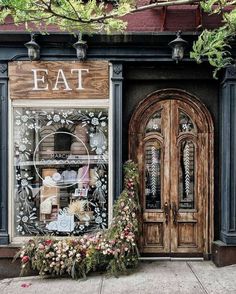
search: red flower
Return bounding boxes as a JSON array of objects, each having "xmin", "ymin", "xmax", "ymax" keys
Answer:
[
  {"xmin": 22, "ymin": 255, "xmax": 30, "ymax": 263},
  {"xmin": 21, "ymin": 283, "xmax": 32, "ymax": 288},
  {"xmin": 44, "ymin": 239, "xmax": 52, "ymax": 246}
]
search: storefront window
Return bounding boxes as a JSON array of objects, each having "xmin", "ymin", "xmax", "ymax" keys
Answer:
[{"xmin": 13, "ymin": 107, "xmax": 109, "ymax": 236}]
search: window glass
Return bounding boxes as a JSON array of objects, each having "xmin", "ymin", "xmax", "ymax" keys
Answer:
[
  {"xmin": 13, "ymin": 107, "xmax": 108, "ymax": 236},
  {"xmin": 179, "ymin": 140, "xmax": 195, "ymax": 209},
  {"xmin": 179, "ymin": 111, "xmax": 196, "ymax": 134},
  {"xmin": 144, "ymin": 142, "xmax": 162, "ymax": 209},
  {"xmin": 145, "ymin": 110, "xmax": 162, "ymax": 134}
]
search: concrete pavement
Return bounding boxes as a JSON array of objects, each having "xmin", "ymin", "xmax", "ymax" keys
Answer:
[{"xmin": 1, "ymin": 261, "xmax": 236, "ymax": 294}]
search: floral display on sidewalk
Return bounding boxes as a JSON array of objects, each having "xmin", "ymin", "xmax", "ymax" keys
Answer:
[{"xmin": 15, "ymin": 160, "xmax": 140, "ymax": 279}]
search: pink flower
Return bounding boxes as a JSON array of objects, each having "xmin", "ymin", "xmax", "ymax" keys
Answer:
[
  {"xmin": 21, "ymin": 283, "xmax": 32, "ymax": 288},
  {"xmin": 44, "ymin": 239, "xmax": 52, "ymax": 246},
  {"xmin": 22, "ymin": 255, "xmax": 30, "ymax": 263},
  {"xmin": 38, "ymin": 244, "xmax": 45, "ymax": 250}
]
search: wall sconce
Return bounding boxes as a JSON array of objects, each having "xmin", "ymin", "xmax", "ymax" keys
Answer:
[
  {"xmin": 168, "ymin": 31, "xmax": 188, "ymax": 63},
  {"xmin": 24, "ymin": 33, "xmax": 40, "ymax": 61},
  {"xmin": 73, "ymin": 34, "xmax": 87, "ymax": 61}
]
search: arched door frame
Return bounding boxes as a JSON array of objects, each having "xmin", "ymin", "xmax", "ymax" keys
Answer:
[{"xmin": 128, "ymin": 89, "xmax": 214, "ymax": 256}]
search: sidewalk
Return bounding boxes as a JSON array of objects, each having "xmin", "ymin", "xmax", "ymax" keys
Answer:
[{"xmin": 1, "ymin": 261, "xmax": 236, "ymax": 294}]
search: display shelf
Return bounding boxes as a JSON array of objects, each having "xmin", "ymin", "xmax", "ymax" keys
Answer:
[{"xmin": 14, "ymin": 155, "xmax": 108, "ymax": 166}]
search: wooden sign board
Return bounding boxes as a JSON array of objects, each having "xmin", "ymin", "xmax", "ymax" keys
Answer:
[{"xmin": 9, "ymin": 61, "xmax": 109, "ymax": 99}]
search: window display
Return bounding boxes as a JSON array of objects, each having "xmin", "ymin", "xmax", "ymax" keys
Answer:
[{"xmin": 13, "ymin": 107, "xmax": 109, "ymax": 236}]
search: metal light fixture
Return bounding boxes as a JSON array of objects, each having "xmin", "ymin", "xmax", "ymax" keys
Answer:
[
  {"xmin": 168, "ymin": 31, "xmax": 188, "ymax": 63},
  {"xmin": 24, "ymin": 33, "xmax": 40, "ymax": 61},
  {"xmin": 73, "ymin": 33, "xmax": 87, "ymax": 61}
]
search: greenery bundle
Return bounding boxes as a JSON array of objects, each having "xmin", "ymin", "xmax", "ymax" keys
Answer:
[{"xmin": 15, "ymin": 160, "xmax": 140, "ymax": 279}]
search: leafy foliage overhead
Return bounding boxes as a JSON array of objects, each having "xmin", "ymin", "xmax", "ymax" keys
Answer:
[
  {"xmin": 190, "ymin": 0, "xmax": 236, "ymax": 77},
  {"xmin": 0, "ymin": 0, "xmax": 235, "ymax": 76},
  {"xmin": 0, "ymin": 0, "xmax": 196, "ymax": 33},
  {"xmin": 0, "ymin": 0, "xmax": 136, "ymax": 33}
]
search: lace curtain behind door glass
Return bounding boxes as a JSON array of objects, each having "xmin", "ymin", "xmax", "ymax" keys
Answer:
[
  {"xmin": 179, "ymin": 141, "xmax": 195, "ymax": 209},
  {"xmin": 145, "ymin": 144, "xmax": 161, "ymax": 209}
]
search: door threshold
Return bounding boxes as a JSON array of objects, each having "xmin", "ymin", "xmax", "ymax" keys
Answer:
[{"xmin": 139, "ymin": 257, "xmax": 204, "ymax": 261}]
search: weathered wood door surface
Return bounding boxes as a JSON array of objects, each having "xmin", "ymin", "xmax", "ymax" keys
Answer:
[{"xmin": 129, "ymin": 90, "xmax": 214, "ymax": 256}]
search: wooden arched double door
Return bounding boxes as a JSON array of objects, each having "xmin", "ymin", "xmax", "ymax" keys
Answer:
[{"xmin": 129, "ymin": 90, "xmax": 214, "ymax": 256}]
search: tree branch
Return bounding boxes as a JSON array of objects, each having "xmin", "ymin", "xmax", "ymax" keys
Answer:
[{"xmin": 91, "ymin": 0, "xmax": 200, "ymax": 23}]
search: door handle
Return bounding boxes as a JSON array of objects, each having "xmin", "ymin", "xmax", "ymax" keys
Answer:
[
  {"xmin": 163, "ymin": 202, "xmax": 170, "ymax": 224},
  {"xmin": 172, "ymin": 202, "xmax": 178, "ymax": 225}
]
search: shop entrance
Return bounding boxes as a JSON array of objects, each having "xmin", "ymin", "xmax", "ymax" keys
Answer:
[{"xmin": 129, "ymin": 89, "xmax": 214, "ymax": 256}]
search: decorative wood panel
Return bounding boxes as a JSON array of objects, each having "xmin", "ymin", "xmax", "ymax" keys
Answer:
[
  {"xmin": 143, "ymin": 223, "xmax": 164, "ymax": 247},
  {"xmin": 129, "ymin": 89, "xmax": 214, "ymax": 256},
  {"xmin": 177, "ymin": 223, "xmax": 197, "ymax": 247},
  {"xmin": 9, "ymin": 61, "xmax": 109, "ymax": 99}
]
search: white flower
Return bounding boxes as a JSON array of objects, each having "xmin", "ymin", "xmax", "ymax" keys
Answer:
[
  {"xmin": 21, "ymin": 115, "xmax": 29, "ymax": 123},
  {"xmin": 15, "ymin": 120, "xmax": 21, "ymax": 126},
  {"xmin": 91, "ymin": 117, "xmax": 99, "ymax": 125},
  {"xmin": 16, "ymin": 225, "xmax": 23, "ymax": 232},
  {"xmin": 16, "ymin": 174, "xmax": 21, "ymax": 180},
  {"xmin": 79, "ymin": 225, "xmax": 85, "ymax": 230},
  {"xmin": 47, "ymin": 114, "xmax": 52, "ymax": 120},
  {"xmin": 21, "ymin": 179, "xmax": 28, "ymax": 187},
  {"xmin": 53, "ymin": 114, "xmax": 60, "ymax": 122},
  {"xmin": 22, "ymin": 138, "xmax": 29, "ymax": 144},
  {"xmin": 101, "ymin": 121, "xmax": 106, "ymax": 127},
  {"xmin": 89, "ymin": 112, "xmax": 94, "ymax": 117},
  {"xmin": 95, "ymin": 216, "xmax": 102, "ymax": 224},
  {"xmin": 96, "ymin": 180, "xmax": 102, "ymax": 188},
  {"xmin": 19, "ymin": 144, "xmax": 26, "ymax": 152},
  {"xmin": 22, "ymin": 216, "xmax": 28, "ymax": 223},
  {"xmin": 96, "ymin": 148, "xmax": 103, "ymax": 155}
]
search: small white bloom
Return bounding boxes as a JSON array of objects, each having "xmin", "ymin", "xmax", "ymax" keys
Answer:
[
  {"xmin": 96, "ymin": 180, "xmax": 102, "ymax": 188},
  {"xmin": 21, "ymin": 115, "xmax": 29, "ymax": 123},
  {"xmin": 15, "ymin": 120, "xmax": 21, "ymax": 126},
  {"xmin": 53, "ymin": 114, "xmax": 60, "ymax": 122},
  {"xmin": 19, "ymin": 144, "xmax": 26, "ymax": 152},
  {"xmin": 22, "ymin": 216, "xmax": 28, "ymax": 223},
  {"xmin": 95, "ymin": 216, "xmax": 102, "ymax": 224},
  {"xmin": 91, "ymin": 117, "xmax": 99, "ymax": 125},
  {"xmin": 21, "ymin": 179, "xmax": 29, "ymax": 187}
]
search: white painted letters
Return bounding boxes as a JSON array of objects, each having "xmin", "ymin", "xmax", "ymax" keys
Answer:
[
  {"xmin": 52, "ymin": 69, "xmax": 72, "ymax": 91},
  {"xmin": 71, "ymin": 69, "xmax": 89, "ymax": 90},
  {"xmin": 32, "ymin": 69, "xmax": 49, "ymax": 90},
  {"xmin": 32, "ymin": 68, "xmax": 89, "ymax": 91}
]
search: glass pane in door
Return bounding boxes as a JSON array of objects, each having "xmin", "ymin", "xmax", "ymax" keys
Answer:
[
  {"xmin": 146, "ymin": 110, "xmax": 162, "ymax": 134},
  {"xmin": 179, "ymin": 111, "xmax": 196, "ymax": 134},
  {"xmin": 179, "ymin": 140, "xmax": 195, "ymax": 209},
  {"xmin": 144, "ymin": 143, "xmax": 162, "ymax": 209}
]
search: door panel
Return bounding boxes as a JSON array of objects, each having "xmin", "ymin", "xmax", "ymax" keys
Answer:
[
  {"xmin": 137, "ymin": 101, "xmax": 170, "ymax": 253},
  {"xmin": 129, "ymin": 92, "xmax": 213, "ymax": 256},
  {"xmin": 170, "ymin": 100, "xmax": 204, "ymax": 253}
]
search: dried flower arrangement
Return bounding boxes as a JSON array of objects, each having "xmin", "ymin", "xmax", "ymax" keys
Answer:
[{"xmin": 15, "ymin": 160, "xmax": 140, "ymax": 279}]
